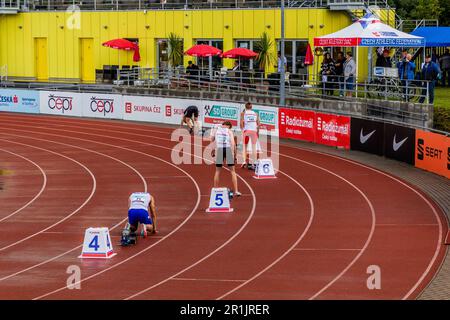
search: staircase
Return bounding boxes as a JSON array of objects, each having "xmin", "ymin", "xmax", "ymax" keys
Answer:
[{"xmin": 327, "ymin": 0, "xmax": 398, "ymax": 26}]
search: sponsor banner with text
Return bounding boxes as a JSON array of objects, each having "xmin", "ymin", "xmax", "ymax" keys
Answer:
[
  {"xmin": 350, "ymin": 117, "xmax": 385, "ymax": 156},
  {"xmin": 82, "ymin": 93, "xmax": 123, "ymax": 119},
  {"xmin": 163, "ymin": 99, "xmax": 197, "ymax": 125},
  {"xmin": 384, "ymin": 123, "xmax": 415, "ymax": 165},
  {"xmin": 39, "ymin": 91, "xmax": 83, "ymax": 117},
  {"xmin": 0, "ymin": 89, "xmax": 40, "ymax": 114},
  {"xmin": 123, "ymin": 95, "xmax": 164, "ymax": 123},
  {"xmin": 415, "ymin": 130, "xmax": 450, "ymax": 179},
  {"xmin": 278, "ymin": 108, "xmax": 315, "ymax": 142},
  {"xmin": 251, "ymin": 104, "xmax": 279, "ymax": 136},
  {"xmin": 315, "ymin": 112, "xmax": 350, "ymax": 149},
  {"xmin": 202, "ymin": 101, "xmax": 240, "ymax": 128}
]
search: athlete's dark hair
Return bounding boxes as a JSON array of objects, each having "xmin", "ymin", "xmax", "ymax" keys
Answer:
[
  {"xmin": 245, "ymin": 102, "xmax": 252, "ymax": 109},
  {"xmin": 222, "ymin": 121, "xmax": 232, "ymax": 128}
]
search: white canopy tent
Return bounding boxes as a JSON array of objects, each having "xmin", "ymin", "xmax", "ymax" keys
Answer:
[{"xmin": 314, "ymin": 13, "xmax": 425, "ymax": 80}]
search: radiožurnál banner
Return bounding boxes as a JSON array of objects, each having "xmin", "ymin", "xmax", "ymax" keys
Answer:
[
  {"xmin": 350, "ymin": 117, "xmax": 385, "ymax": 156},
  {"xmin": 384, "ymin": 123, "xmax": 416, "ymax": 165},
  {"xmin": 278, "ymin": 108, "xmax": 315, "ymax": 142},
  {"xmin": 315, "ymin": 112, "xmax": 350, "ymax": 149},
  {"xmin": 415, "ymin": 129, "xmax": 450, "ymax": 179}
]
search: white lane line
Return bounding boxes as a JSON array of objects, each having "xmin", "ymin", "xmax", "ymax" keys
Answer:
[
  {"xmin": 0, "ymin": 147, "xmax": 48, "ymax": 223},
  {"xmin": 280, "ymin": 143, "xmax": 445, "ymax": 300},
  {"xmin": 172, "ymin": 278, "xmax": 246, "ymax": 283},
  {"xmin": 0, "ymin": 138, "xmax": 96, "ymax": 253}
]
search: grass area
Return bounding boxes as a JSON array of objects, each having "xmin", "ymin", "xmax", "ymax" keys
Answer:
[
  {"xmin": 433, "ymin": 86, "xmax": 450, "ymax": 132},
  {"xmin": 434, "ymin": 87, "xmax": 450, "ymax": 109}
]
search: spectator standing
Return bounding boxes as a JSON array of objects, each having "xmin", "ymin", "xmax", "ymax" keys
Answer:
[
  {"xmin": 334, "ymin": 52, "xmax": 345, "ymax": 97},
  {"xmin": 419, "ymin": 55, "xmax": 441, "ymax": 104},
  {"xmin": 343, "ymin": 51, "xmax": 356, "ymax": 97},
  {"xmin": 376, "ymin": 48, "xmax": 393, "ymax": 68},
  {"xmin": 397, "ymin": 53, "xmax": 416, "ymax": 100},
  {"xmin": 277, "ymin": 51, "xmax": 287, "ymax": 73},
  {"xmin": 320, "ymin": 52, "xmax": 336, "ymax": 96},
  {"xmin": 439, "ymin": 49, "xmax": 450, "ymax": 87}
]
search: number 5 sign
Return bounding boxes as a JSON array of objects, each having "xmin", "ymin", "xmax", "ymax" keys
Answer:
[
  {"xmin": 206, "ymin": 187, "xmax": 233, "ymax": 213},
  {"xmin": 79, "ymin": 227, "xmax": 117, "ymax": 259}
]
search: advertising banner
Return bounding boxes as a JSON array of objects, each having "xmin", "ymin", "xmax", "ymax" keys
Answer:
[
  {"xmin": 39, "ymin": 91, "xmax": 83, "ymax": 117},
  {"xmin": 122, "ymin": 95, "xmax": 165, "ymax": 123},
  {"xmin": 0, "ymin": 89, "xmax": 40, "ymax": 114},
  {"xmin": 315, "ymin": 112, "xmax": 351, "ymax": 149},
  {"xmin": 278, "ymin": 108, "xmax": 315, "ymax": 142},
  {"xmin": 415, "ymin": 130, "xmax": 450, "ymax": 179},
  {"xmin": 384, "ymin": 123, "xmax": 416, "ymax": 165},
  {"xmin": 251, "ymin": 104, "xmax": 279, "ymax": 136},
  {"xmin": 163, "ymin": 99, "xmax": 197, "ymax": 125},
  {"xmin": 201, "ymin": 101, "xmax": 240, "ymax": 128},
  {"xmin": 350, "ymin": 117, "xmax": 385, "ymax": 156},
  {"xmin": 82, "ymin": 93, "xmax": 123, "ymax": 120}
]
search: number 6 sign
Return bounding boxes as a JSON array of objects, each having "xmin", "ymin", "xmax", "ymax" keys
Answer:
[
  {"xmin": 254, "ymin": 158, "xmax": 277, "ymax": 179},
  {"xmin": 206, "ymin": 187, "xmax": 233, "ymax": 213},
  {"xmin": 79, "ymin": 227, "xmax": 116, "ymax": 259}
]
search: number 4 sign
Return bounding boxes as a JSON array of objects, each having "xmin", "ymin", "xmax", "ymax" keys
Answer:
[
  {"xmin": 206, "ymin": 187, "xmax": 233, "ymax": 213},
  {"xmin": 254, "ymin": 158, "xmax": 277, "ymax": 179},
  {"xmin": 79, "ymin": 227, "xmax": 117, "ymax": 259}
]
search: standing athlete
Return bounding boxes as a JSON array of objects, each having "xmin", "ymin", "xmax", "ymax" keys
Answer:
[
  {"xmin": 181, "ymin": 105, "xmax": 199, "ymax": 135},
  {"xmin": 211, "ymin": 121, "xmax": 241, "ymax": 197},
  {"xmin": 126, "ymin": 192, "xmax": 157, "ymax": 238},
  {"xmin": 240, "ymin": 102, "xmax": 260, "ymax": 170}
]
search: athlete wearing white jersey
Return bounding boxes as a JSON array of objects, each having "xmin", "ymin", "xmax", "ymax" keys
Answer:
[
  {"xmin": 126, "ymin": 192, "xmax": 157, "ymax": 237},
  {"xmin": 240, "ymin": 102, "xmax": 260, "ymax": 169},
  {"xmin": 210, "ymin": 121, "xmax": 241, "ymax": 197}
]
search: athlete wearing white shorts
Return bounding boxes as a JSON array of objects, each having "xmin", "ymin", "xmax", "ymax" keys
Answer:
[{"xmin": 240, "ymin": 102, "xmax": 260, "ymax": 169}]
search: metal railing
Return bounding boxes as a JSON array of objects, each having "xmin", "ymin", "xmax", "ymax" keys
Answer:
[
  {"xmin": 0, "ymin": 65, "xmax": 8, "ymax": 83},
  {"xmin": 20, "ymin": 0, "xmax": 391, "ymax": 11},
  {"xmin": 396, "ymin": 19, "xmax": 439, "ymax": 33}
]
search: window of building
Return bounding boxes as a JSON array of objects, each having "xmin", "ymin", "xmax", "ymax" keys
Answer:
[
  {"xmin": 277, "ymin": 40, "xmax": 309, "ymax": 75},
  {"xmin": 195, "ymin": 39, "xmax": 223, "ymax": 71}
]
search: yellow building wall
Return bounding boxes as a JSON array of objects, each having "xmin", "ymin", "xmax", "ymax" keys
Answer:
[{"xmin": 0, "ymin": 8, "xmax": 386, "ymax": 81}]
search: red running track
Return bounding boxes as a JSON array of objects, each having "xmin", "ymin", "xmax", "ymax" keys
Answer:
[{"xmin": 0, "ymin": 112, "xmax": 446, "ymax": 300}]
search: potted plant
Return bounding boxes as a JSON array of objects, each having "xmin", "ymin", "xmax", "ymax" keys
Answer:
[
  {"xmin": 254, "ymin": 32, "xmax": 276, "ymax": 76},
  {"xmin": 167, "ymin": 32, "xmax": 184, "ymax": 77}
]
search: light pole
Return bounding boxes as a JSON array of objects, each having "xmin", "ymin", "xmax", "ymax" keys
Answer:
[{"xmin": 280, "ymin": 0, "xmax": 286, "ymax": 107}]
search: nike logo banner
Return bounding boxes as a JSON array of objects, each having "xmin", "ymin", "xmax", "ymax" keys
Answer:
[
  {"xmin": 350, "ymin": 118, "xmax": 384, "ymax": 156},
  {"xmin": 384, "ymin": 123, "xmax": 415, "ymax": 165}
]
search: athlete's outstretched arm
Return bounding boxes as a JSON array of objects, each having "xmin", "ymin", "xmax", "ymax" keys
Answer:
[{"xmin": 150, "ymin": 196, "xmax": 157, "ymax": 233}]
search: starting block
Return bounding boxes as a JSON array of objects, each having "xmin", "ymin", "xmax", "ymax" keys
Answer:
[
  {"xmin": 253, "ymin": 158, "xmax": 277, "ymax": 179},
  {"xmin": 79, "ymin": 227, "xmax": 116, "ymax": 259},
  {"xmin": 206, "ymin": 187, "xmax": 234, "ymax": 213}
]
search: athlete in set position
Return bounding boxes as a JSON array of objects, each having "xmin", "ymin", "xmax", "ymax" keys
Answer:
[
  {"xmin": 122, "ymin": 192, "xmax": 157, "ymax": 245},
  {"xmin": 181, "ymin": 105, "xmax": 199, "ymax": 135},
  {"xmin": 210, "ymin": 121, "xmax": 241, "ymax": 197},
  {"xmin": 240, "ymin": 102, "xmax": 260, "ymax": 170}
]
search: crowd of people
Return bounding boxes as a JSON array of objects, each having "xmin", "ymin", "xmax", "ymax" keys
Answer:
[{"xmin": 318, "ymin": 47, "xmax": 450, "ymax": 103}]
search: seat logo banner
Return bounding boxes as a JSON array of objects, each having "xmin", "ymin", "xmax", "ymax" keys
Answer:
[
  {"xmin": 415, "ymin": 130, "xmax": 449, "ymax": 179},
  {"xmin": 82, "ymin": 93, "xmax": 123, "ymax": 119},
  {"xmin": 350, "ymin": 117, "xmax": 385, "ymax": 155},
  {"xmin": 40, "ymin": 91, "xmax": 82, "ymax": 116},
  {"xmin": 0, "ymin": 89, "xmax": 40, "ymax": 114},
  {"xmin": 202, "ymin": 102, "xmax": 239, "ymax": 127},
  {"xmin": 384, "ymin": 123, "xmax": 415, "ymax": 165},
  {"xmin": 278, "ymin": 108, "xmax": 315, "ymax": 142},
  {"xmin": 315, "ymin": 112, "xmax": 350, "ymax": 149}
]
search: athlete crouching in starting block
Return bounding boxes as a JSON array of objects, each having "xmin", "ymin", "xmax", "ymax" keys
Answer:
[{"xmin": 121, "ymin": 192, "xmax": 157, "ymax": 246}]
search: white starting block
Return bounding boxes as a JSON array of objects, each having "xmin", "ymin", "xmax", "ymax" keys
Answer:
[
  {"xmin": 253, "ymin": 158, "xmax": 277, "ymax": 179},
  {"xmin": 206, "ymin": 187, "xmax": 233, "ymax": 213},
  {"xmin": 79, "ymin": 227, "xmax": 116, "ymax": 259}
]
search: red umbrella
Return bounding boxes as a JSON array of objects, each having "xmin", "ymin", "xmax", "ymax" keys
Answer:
[
  {"xmin": 221, "ymin": 48, "xmax": 258, "ymax": 59},
  {"xmin": 185, "ymin": 44, "xmax": 222, "ymax": 57},
  {"xmin": 304, "ymin": 43, "xmax": 314, "ymax": 65},
  {"xmin": 102, "ymin": 38, "xmax": 140, "ymax": 62}
]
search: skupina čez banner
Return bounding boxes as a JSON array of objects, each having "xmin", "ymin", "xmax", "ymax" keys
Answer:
[
  {"xmin": 415, "ymin": 130, "xmax": 450, "ymax": 179},
  {"xmin": 278, "ymin": 108, "xmax": 350, "ymax": 149}
]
